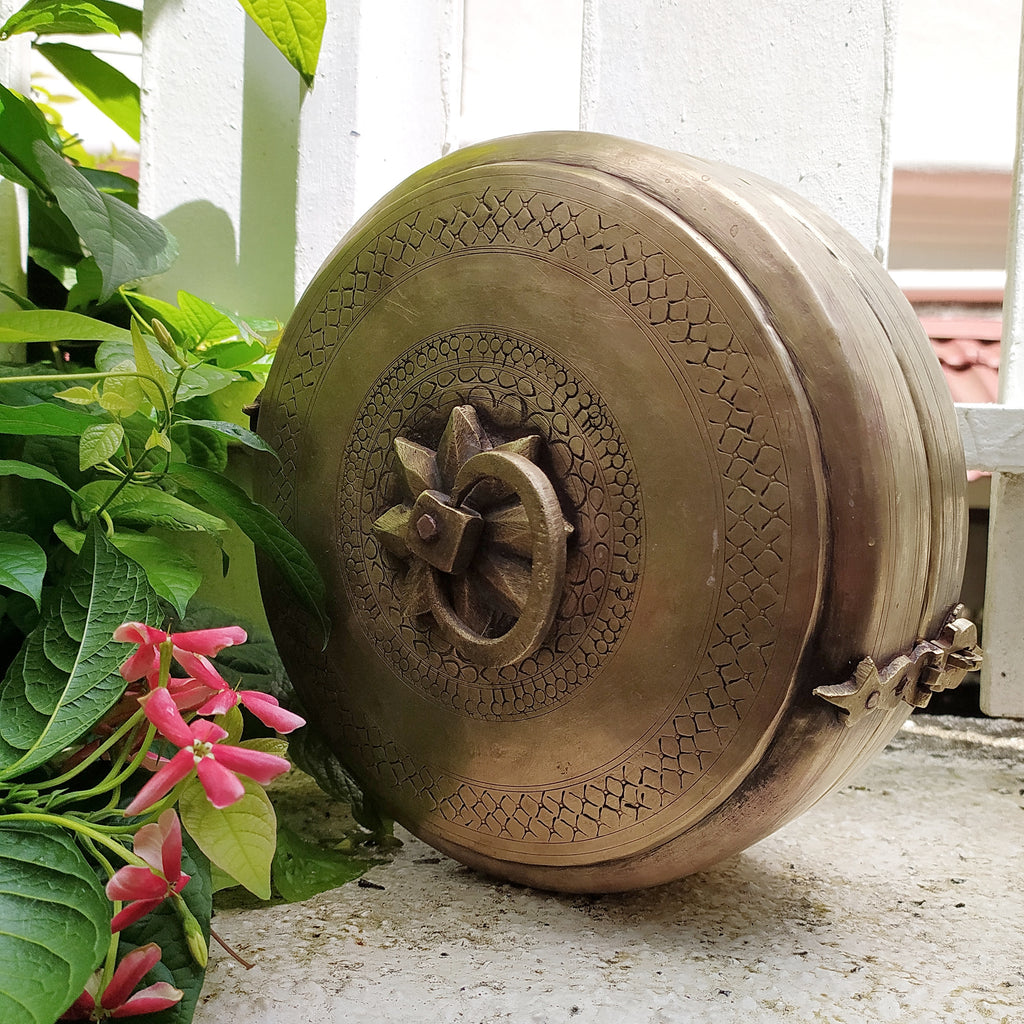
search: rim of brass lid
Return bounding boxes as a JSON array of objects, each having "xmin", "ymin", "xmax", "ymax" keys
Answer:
[
  {"xmin": 254, "ymin": 133, "xmax": 962, "ymax": 890},
  {"xmin": 384, "ymin": 133, "xmax": 965, "ymax": 891}
]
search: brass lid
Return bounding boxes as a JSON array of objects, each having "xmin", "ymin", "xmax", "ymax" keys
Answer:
[{"xmin": 255, "ymin": 133, "xmax": 968, "ymax": 891}]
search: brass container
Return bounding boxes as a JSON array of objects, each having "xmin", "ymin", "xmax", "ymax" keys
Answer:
[{"xmin": 255, "ymin": 133, "xmax": 979, "ymax": 892}]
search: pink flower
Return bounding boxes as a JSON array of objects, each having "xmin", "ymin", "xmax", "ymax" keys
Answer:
[
  {"xmin": 115, "ymin": 621, "xmax": 304, "ymax": 734},
  {"xmin": 124, "ymin": 688, "xmax": 291, "ymax": 815},
  {"xmin": 107, "ymin": 810, "xmax": 190, "ymax": 932},
  {"xmin": 114, "ymin": 622, "xmax": 247, "ymax": 688},
  {"xmin": 59, "ymin": 943, "xmax": 182, "ymax": 1019}
]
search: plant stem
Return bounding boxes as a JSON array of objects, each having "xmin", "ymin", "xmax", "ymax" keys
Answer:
[
  {"xmin": 0, "ymin": 811, "xmax": 144, "ymax": 865},
  {"xmin": 209, "ymin": 927, "xmax": 254, "ymax": 969},
  {"xmin": 33, "ymin": 708, "xmax": 147, "ymax": 791}
]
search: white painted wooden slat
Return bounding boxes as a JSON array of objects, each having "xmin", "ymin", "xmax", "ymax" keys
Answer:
[
  {"xmin": 957, "ymin": 403, "xmax": 1024, "ymax": 473},
  {"xmin": 981, "ymin": 15, "xmax": 1024, "ymax": 718}
]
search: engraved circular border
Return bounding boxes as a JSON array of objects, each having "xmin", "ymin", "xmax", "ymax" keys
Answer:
[
  {"xmin": 261, "ymin": 177, "xmax": 798, "ymax": 852},
  {"xmin": 338, "ymin": 329, "xmax": 644, "ymax": 721}
]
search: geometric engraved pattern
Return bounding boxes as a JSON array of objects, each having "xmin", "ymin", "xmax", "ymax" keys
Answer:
[
  {"xmin": 263, "ymin": 184, "xmax": 792, "ymax": 845},
  {"xmin": 339, "ymin": 331, "xmax": 641, "ymax": 720}
]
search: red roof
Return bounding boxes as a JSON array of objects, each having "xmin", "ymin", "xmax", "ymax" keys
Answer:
[{"xmin": 921, "ymin": 315, "xmax": 1001, "ymax": 405}]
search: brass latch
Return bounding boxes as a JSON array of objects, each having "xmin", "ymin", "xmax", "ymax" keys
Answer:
[{"xmin": 814, "ymin": 605, "xmax": 983, "ymax": 727}]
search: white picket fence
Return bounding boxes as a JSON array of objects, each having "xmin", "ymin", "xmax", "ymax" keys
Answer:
[{"xmin": 3, "ymin": 0, "xmax": 1023, "ymax": 714}]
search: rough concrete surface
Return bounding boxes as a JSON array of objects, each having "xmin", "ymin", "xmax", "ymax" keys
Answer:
[{"xmin": 194, "ymin": 716, "xmax": 1024, "ymax": 1024}]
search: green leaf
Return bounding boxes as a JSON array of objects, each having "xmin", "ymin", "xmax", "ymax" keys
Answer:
[
  {"xmin": 65, "ymin": 254, "xmax": 103, "ymax": 310},
  {"xmin": 0, "ymin": 532, "xmax": 46, "ymax": 609},
  {"xmin": 77, "ymin": 480, "xmax": 228, "ymax": 533},
  {"xmin": 0, "ymin": 520, "xmax": 158, "ymax": 775},
  {"xmin": 32, "ymin": 142, "xmax": 177, "ymax": 301},
  {"xmin": 110, "ymin": 530, "xmax": 202, "ymax": 619},
  {"xmin": 89, "ymin": 0, "xmax": 141, "ymax": 36},
  {"xmin": 169, "ymin": 463, "xmax": 329, "ymax": 642},
  {"xmin": 53, "ymin": 519, "xmax": 84, "ymax": 553},
  {"xmin": 78, "ymin": 420, "xmax": 122, "ymax": 469},
  {"xmin": 0, "ymin": 400, "xmax": 99, "ymax": 436},
  {"xmin": 0, "ymin": 282, "xmax": 37, "ymax": 310},
  {"xmin": 129, "ymin": 321, "xmax": 170, "ymax": 411},
  {"xmin": 179, "ymin": 776, "xmax": 276, "ymax": 899},
  {"xmin": 0, "ymin": 458, "xmax": 89, "ymax": 509},
  {"xmin": 119, "ymin": 834, "xmax": 210, "ymax": 1024},
  {"xmin": 1, "ymin": 1, "xmax": 120, "ymax": 39},
  {"xmin": 35, "ymin": 41, "xmax": 140, "ymax": 141},
  {"xmin": 0, "ymin": 821, "xmax": 110, "ymax": 1024},
  {"xmin": 170, "ymin": 418, "xmax": 280, "ymax": 460},
  {"xmin": 0, "ymin": 82, "xmax": 59, "ymax": 194},
  {"xmin": 236, "ymin": 0, "xmax": 325, "ymax": 87},
  {"xmin": 53, "ymin": 385, "xmax": 99, "ymax": 405},
  {"xmin": 197, "ymin": 338, "xmax": 265, "ymax": 370},
  {"xmin": 97, "ymin": 365, "xmax": 144, "ymax": 417},
  {"xmin": 0, "ymin": 308, "xmax": 130, "ymax": 345},
  {"xmin": 176, "ymin": 290, "xmax": 238, "ymax": 346},
  {"xmin": 272, "ymin": 823, "xmax": 370, "ymax": 902},
  {"xmin": 96, "ymin": 339, "xmax": 239, "ymax": 403}
]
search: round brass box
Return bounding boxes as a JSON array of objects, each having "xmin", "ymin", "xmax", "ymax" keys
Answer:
[{"xmin": 255, "ymin": 133, "xmax": 971, "ymax": 892}]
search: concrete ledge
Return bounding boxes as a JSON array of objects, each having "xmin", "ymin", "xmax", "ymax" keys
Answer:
[{"xmin": 195, "ymin": 716, "xmax": 1023, "ymax": 1024}]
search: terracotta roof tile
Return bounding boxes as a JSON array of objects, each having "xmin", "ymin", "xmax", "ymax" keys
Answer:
[{"xmin": 919, "ymin": 316, "xmax": 1001, "ymax": 405}]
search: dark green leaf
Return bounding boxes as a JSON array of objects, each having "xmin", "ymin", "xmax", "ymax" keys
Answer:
[
  {"xmin": 170, "ymin": 418, "xmax": 280, "ymax": 460},
  {"xmin": 0, "ymin": 821, "xmax": 110, "ymax": 1024},
  {"xmin": 272, "ymin": 823, "xmax": 370, "ymax": 902},
  {"xmin": 77, "ymin": 480, "xmax": 228, "ymax": 533},
  {"xmin": 0, "ymin": 531, "xmax": 46, "ymax": 609},
  {"xmin": 169, "ymin": 463, "xmax": 329, "ymax": 642},
  {"xmin": 32, "ymin": 142, "xmax": 177, "ymax": 301},
  {"xmin": 35, "ymin": 41, "xmax": 139, "ymax": 141},
  {"xmin": 0, "ymin": 458, "xmax": 88, "ymax": 508},
  {"xmin": 236, "ymin": 0, "xmax": 325, "ymax": 87},
  {"xmin": 65, "ymin": 254, "xmax": 103, "ymax": 309},
  {"xmin": 119, "ymin": 834, "xmax": 210, "ymax": 1024},
  {"xmin": 0, "ymin": 400, "xmax": 99, "ymax": 436},
  {"xmin": 0, "ymin": 521, "xmax": 159, "ymax": 775},
  {"xmin": 288, "ymin": 724, "xmax": 391, "ymax": 835},
  {"xmin": 1, "ymin": 1, "xmax": 120, "ymax": 38},
  {"xmin": 0, "ymin": 308, "xmax": 131, "ymax": 344},
  {"xmin": 111, "ymin": 531, "xmax": 202, "ymax": 619},
  {"xmin": 0, "ymin": 82, "xmax": 60, "ymax": 194}
]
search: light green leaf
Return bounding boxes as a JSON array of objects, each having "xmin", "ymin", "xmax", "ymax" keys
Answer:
[
  {"xmin": 1, "ymin": 1, "xmax": 121, "ymax": 38},
  {"xmin": 0, "ymin": 458, "xmax": 89, "ymax": 508},
  {"xmin": 78, "ymin": 420, "xmax": 122, "ymax": 469},
  {"xmin": 236, "ymin": 0, "xmax": 325, "ymax": 87},
  {"xmin": 0, "ymin": 521, "xmax": 159, "ymax": 775},
  {"xmin": 170, "ymin": 463, "xmax": 329, "ymax": 642},
  {"xmin": 170, "ymin": 418, "xmax": 280, "ymax": 460},
  {"xmin": 129, "ymin": 319, "xmax": 170, "ymax": 413},
  {"xmin": 176, "ymin": 290, "xmax": 239, "ymax": 345},
  {"xmin": 97, "ymin": 366, "xmax": 144, "ymax": 417},
  {"xmin": 217, "ymin": 705, "xmax": 244, "ymax": 745},
  {"xmin": 0, "ymin": 399, "xmax": 99, "ymax": 434},
  {"xmin": 53, "ymin": 385, "xmax": 99, "ymax": 405},
  {"xmin": 0, "ymin": 821, "xmax": 110, "ymax": 1024},
  {"xmin": 32, "ymin": 142, "xmax": 177, "ymax": 301},
  {"xmin": 0, "ymin": 282, "xmax": 37, "ymax": 310},
  {"xmin": 110, "ymin": 530, "xmax": 202, "ymax": 619},
  {"xmin": 96, "ymin": 338, "xmax": 239, "ymax": 403},
  {"xmin": 272, "ymin": 824, "xmax": 371, "ymax": 903},
  {"xmin": 0, "ymin": 308, "xmax": 131, "ymax": 345},
  {"xmin": 76, "ymin": 480, "xmax": 228, "ymax": 533},
  {"xmin": 0, "ymin": 531, "xmax": 47, "ymax": 609},
  {"xmin": 145, "ymin": 427, "xmax": 171, "ymax": 452},
  {"xmin": 35, "ymin": 41, "xmax": 139, "ymax": 141},
  {"xmin": 89, "ymin": 0, "xmax": 141, "ymax": 36},
  {"xmin": 179, "ymin": 775, "xmax": 276, "ymax": 899}
]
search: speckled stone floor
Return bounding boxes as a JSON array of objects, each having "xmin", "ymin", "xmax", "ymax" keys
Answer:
[{"xmin": 193, "ymin": 716, "xmax": 1023, "ymax": 1024}]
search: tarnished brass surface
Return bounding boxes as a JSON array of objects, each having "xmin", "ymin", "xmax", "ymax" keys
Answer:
[{"xmin": 255, "ymin": 132, "xmax": 971, "ymax": 892}]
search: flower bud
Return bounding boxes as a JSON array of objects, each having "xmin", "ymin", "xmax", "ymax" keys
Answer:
[
  {"xmin": 152, "ymin": 319, "xmax": 187, "ymax": 367},
  {"xmin": 177, "ymin": 899, "xmax": 208, "ymax": 967}
]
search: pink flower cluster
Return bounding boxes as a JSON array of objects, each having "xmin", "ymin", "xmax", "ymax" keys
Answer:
[{"xmin": 113, "ymin": 623, "xmax": 304, "ymax": 815}]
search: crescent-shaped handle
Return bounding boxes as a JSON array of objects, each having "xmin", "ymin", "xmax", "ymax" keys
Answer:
[{"xmin": 425, "ymin": 449, "xmax": 567, "ymax": 668}]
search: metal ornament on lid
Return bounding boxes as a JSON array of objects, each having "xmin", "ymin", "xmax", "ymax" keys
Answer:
[{"xmin": 254, "ymin": 132, "xmax": 979, "ymax": 892}]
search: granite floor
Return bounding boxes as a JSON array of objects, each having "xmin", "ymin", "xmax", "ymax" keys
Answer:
[{"xmin": 193, "ymin": 715, "xmax": 1024, "ymax": 1024}]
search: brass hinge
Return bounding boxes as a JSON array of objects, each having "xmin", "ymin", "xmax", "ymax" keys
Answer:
[{"xmin": 813, "ymin": 605, "xmax": 983, "ymax": 728}]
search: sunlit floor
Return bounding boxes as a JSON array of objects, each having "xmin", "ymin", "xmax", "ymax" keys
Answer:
[{"xmin": 195, "ymin": 716, "xmax": 1023, "ymax": 1024}]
